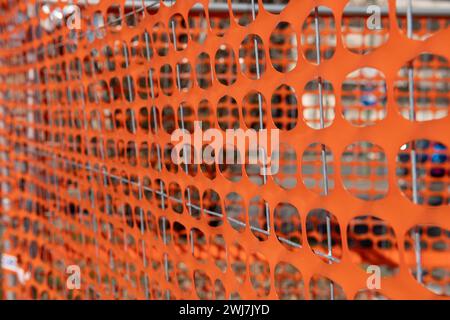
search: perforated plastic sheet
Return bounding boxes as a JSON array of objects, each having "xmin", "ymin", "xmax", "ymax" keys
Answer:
[{"xmin": 0, "ymin": 0, "xmax": 449, "ymax": 300}]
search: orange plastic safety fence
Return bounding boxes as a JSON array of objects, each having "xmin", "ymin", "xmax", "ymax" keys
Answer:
[{"xmin": 0, "ymin": 0, "xmax": 449, "ymax": 300}]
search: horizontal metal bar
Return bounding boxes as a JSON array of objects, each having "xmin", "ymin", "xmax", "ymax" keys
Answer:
[
  {"xmin": 314, "ymin": 250, "xmax": 341, "ymax": 263},
  {"xmin": 17, "ymin": 145, "xmax": 342, "ymax": 263},
  {"xmin": 40, "ymin": 0, "xmax": 450, "ymax": 16}
]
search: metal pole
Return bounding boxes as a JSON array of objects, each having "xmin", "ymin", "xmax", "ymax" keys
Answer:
[
  {"xmin": 406, "ymin": 0, "xmax": 423, "ymax": 284},
  {"xmin": 314, "ymin": 6, "xmax": 335, "ymax": 300}
]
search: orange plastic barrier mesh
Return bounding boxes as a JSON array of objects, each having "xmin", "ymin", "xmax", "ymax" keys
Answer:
[{"xmin": 0, "ymin": 0, "xmax": 449, "ymax": 300}]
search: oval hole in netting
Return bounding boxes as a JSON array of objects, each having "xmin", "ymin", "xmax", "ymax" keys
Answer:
[
  {"xmin": 347, "ymin": 215, "xmax": 400, "ymax": 277},
  {"xmin": 231, "ymin": 0, "xmax": 259, "ymax": 26},
  {"xmin": 271, "ymin": 83, "xmax": 298, "ymax": 130},
  {"xmin": 404, "ymin": 225, "xmax": 450, "ymax": 296},
  {"xmin": 191, "ymin": 228, "xmax": 208, "ymax": 263},
  {"xmin": 342, "ymin": 67, "xmax": 387, "ymax": 127},
  {"xmin": 147, "ymin": 210, "xmax": 159, "ymax": 241},
  {"xmin": 217, "ymin": 95, "xmax": 240, "ymax": 130},
  {"xmin": 225, "ymin": 192, "xmax": 246, "ymax": 233},
  {"xmin": 306, "ymin": 208, "xmax": 342, "ymax": 264},
  {"xmin": 396, "ymin": 139, "xmax": 449, "ymax": 206},
  {"xmin": 262, "ymin": 0, "xmax": 290, "ymax": 14},
  {"xmin": 138, "ymin": 107, "xmax": 149, "ymax": 133},
  {"xmin": 155, "ymin": 179, "xmax": 168, "ymax": 210},
  {"xmin": 341, "ymin": 141, "xmax": 388, "ymax": 201},
  {"xmin": 302, "ymin": 78, "xmax": 335, "ymax": 129},
  {"xmin": 162, "ymin": 105, "xmax": 176, "ymax": 134},
  {"xmin": 159, "ymin": 64, "xmax": 174, "ymax": 96},
  {"xmin": 158, "ymin": 216, "xmax": 172, "ymax": 245},
  {"xmin": 274, "ymin": 202, "xmax": 302, "ymax": 250},
  {"xmin": 242, "ymin": 90, "xmax": 267, "ymax": 130},
  {"xmin": 152, "ymin": 22, "xmax": 169, "ymax": 56},
  {"xmin": 245, "ymin": 146, "xmax": 265, "ymax": 186},
  {"xmin": 150, "ymin": 143, "xmax": 162, "ymax": 171},
  {"xmin": 140, "ymin": 30, "xmax": 154, "ymax": 61},
  {"xmin": 125, "ymin": 109, "xmax": 137, "ymax": 133},
  {"xmin": 164, "ymin": 143, "xmax": 179, "ymax": 174},
  {"xmin": 218, "ymin": 145, "xmax": 243, "ymax": 182},
  {"xmin": 248, "ymin": 195, "xmax": 270, "ymax": 241},
  {"xmin": 354, "ymin": 290, "xmax": 389, "ymax": 300},
  {"xmin": 188, "ymin": 3, "xmax": 208, "ymax": 44},
  {"xmin": 148, "ymin": 68, "xmax": 160, "ymax": 99},
  {"xmin": 198, "ymin": 99, "xmax": 215, "ymax": 129},
  {"xmin": 106, "ymin": 5, "xmax": 122, "ymax": 32},
  {"xmin": 201, "ymin": 143, "xmax": 218, "ymax": 180},
  {"xmin": 196, "ymin": 52, "xmax": 213, "ymax": 89},
  {"xmin": 202, "ymin": 189, "xmax": 224, "ymax": 227},
  {"xmin": 162, "ymin": 0, "xmax": 177, "ymax": 8},
  {"xmin": 215, "ymin": 279, "xmax": 226, "ymax": 299},
  {"xmin": 175, "ymin": 59, "xmax": 193, "ymax": 92},
  {"xmin": 342, "ymin": 0, "xmax": 390, "ymax": 55},
  {"xmin": 185, "ymin": 185, "xmax": 201, "ymax": 218},
  {"xmin": 173, "ymin": 221, "xmax": 188, "ymax": 254},
  {"xmin": 396, "ymin": 0, "xmax": 449, "ymax": 40},
  {"xmin": 123, "ymin": 3, "xmax": 144, "ymax": 28},
  {"xmin": 194, "ymin": 270, "xmax": 214, "ymax": 300},
  {"xmin": 210, "ymin": 234, "xmax": 227, "ymax": 273},
  {"xmin": 301, "ymin": 142, "xmax": 335, "ymax": 195},
  {"xmin": 301, "ymin": 6, "xmax": 336, "ymax": 63},
  {"xmin": 273, "ymin": 142, "xmax": 297, "ymax": 190},
  {"xmin": 309, "ymin": 275, "xmax": 346, "ymax": 300},
  {"xmin": 177, "ymin": 101, "xmax": 196, "ymax": 133},
  {"xmin": 274, "ymin": 262, "xmax": 305, "ymax": 300},
  {"xmin": 179, "ymin": 144, "xmax": 199, "ymax": 177},
  {"xmin": 169, "ymin": 13, "xmax": 188, "ymax": 51},
  {"xmin": 169, "ymin": 182, "xmax": 183, "ymax": 214},
  {"xmin": 230, "ymin": 241, "xmax": 247, "ymax": 285},
  {"xmin": 149, "ymin": 105, "xmax": 160, "ymax": 134},
  {"xmin": 209, "ymin": 0, "xmax": 230, "ymax": 37},
  {"xmin": 239, "ymin": 34, "xmax": 266, "ymax": 80},
  {"xmin": 395, "ymin": 53, "xmax": 449, "ymax": 122},
  {"xmin": 249, "ymin": 252, "xmax": 271, "ymax": 297},
  {"xmin": 215, "ymin": 45, "xmax": 238, "ymax": 86},
  {"xmin": 176, "ymin": 262, "xmax": 193, "ymax": 297},
  {"xmin": 270, "ymin": 21, "xmax": 298, "ymax": 73}
]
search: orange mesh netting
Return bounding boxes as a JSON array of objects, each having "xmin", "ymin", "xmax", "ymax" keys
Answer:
[{"xmin": 0, "ymin": 0, "xmax": 449, "ymax": 300}]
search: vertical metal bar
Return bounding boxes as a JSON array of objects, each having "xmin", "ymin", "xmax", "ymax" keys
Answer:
[
  {"xmin": 144, "ymin": 31, "xmax": 151, "ymax": 61},
  {"xmin": 258, "ymin": 147, "xmax": 271, "ymax": 235},
  {"xmin": 250, "ymin": 0, "xmax": 258, "ymax": 20},
  {"xmin": 314, "ymin": 6, "xmax": 334, "ymax": 300},
  {"xmin": 123, "ymin": 43, "xmax": 137, "ymax": 134},
  {"xmin": 314, "ymin": 7, "xmax": 322, "ymax": 67},
  {"xmin": 102, "ymin": 166, "xmax": 116, "ymax": 298},
  {"xmin": 136, "ymin": 176, "xmax": 149, "ymax": 299},
  {"xmin": 251, "ymin": 0, "xmax": 264, "ymax": 132},
  {"xmin": 406, "ymin": 0, "xmax": 414, "ymax": 39},
  {"xmin": 162, "ymin": 217, "xmax": 170, "ymax": 299},
  {"xmin": 414, "ymin": 228, "xmax": 423, "ymax": 283},
  {"xmin": 406, "ymin": 0, "xmax": 423, "ymax": 283},
  {"xmin": 251, "ymin": 0, "xmax": 270, "ymax": 236}
]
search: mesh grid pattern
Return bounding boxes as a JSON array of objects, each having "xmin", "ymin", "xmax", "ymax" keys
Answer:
[{"xmin": 0, "ymin": 0, "xmax": 449, "ymax": 300}]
